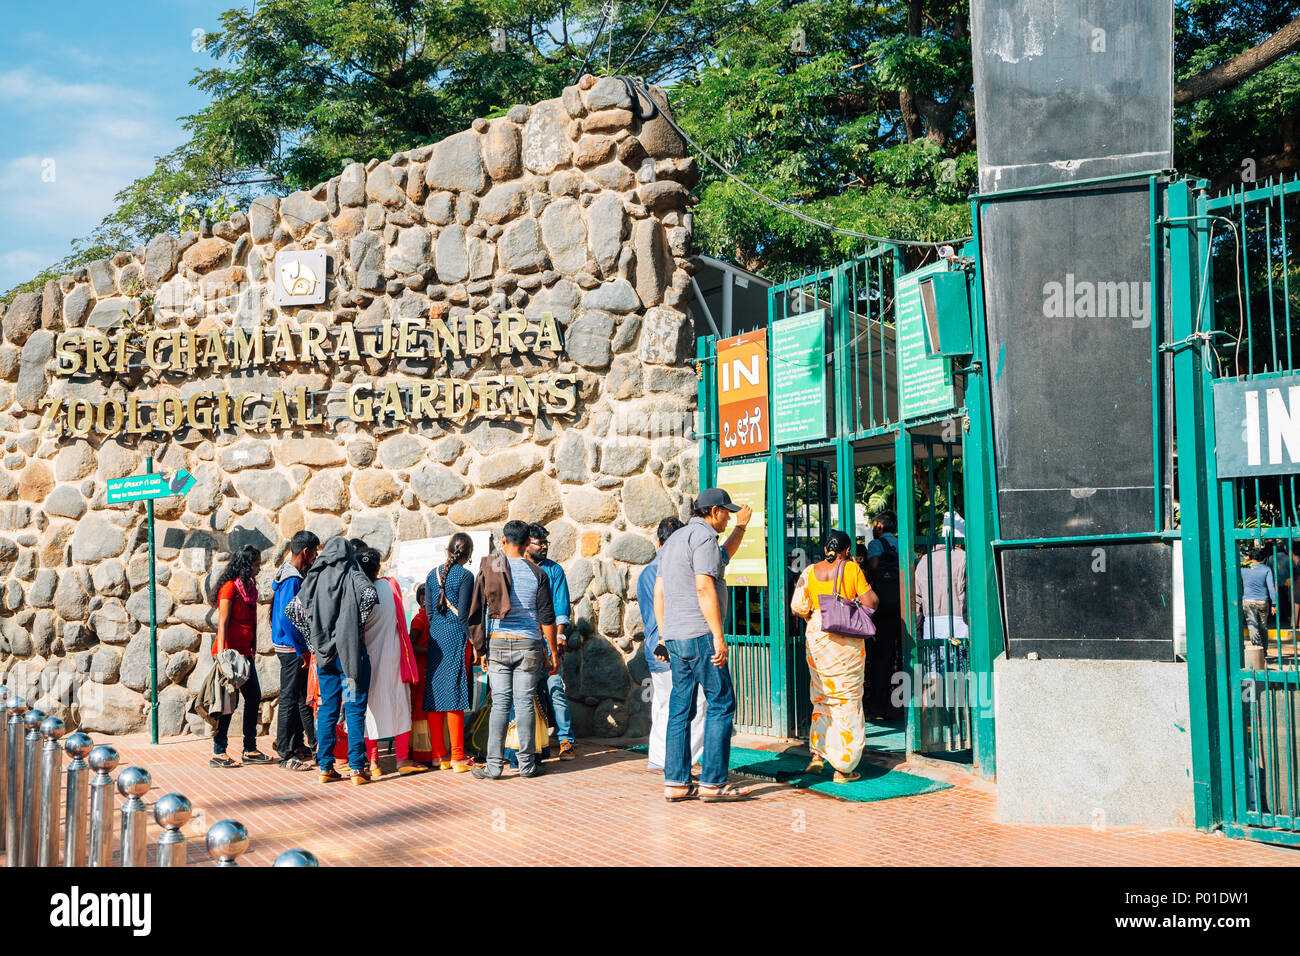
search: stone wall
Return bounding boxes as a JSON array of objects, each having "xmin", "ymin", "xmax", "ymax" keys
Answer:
[{"xmin": 0, "ymin": 77, "xmax": 701, "ymax": 740}]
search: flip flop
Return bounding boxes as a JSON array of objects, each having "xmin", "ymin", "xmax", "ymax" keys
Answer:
[
  {"xmin": 283, "ymin": 757, "xmax": 314, "ymax": 772},
  {"xmin": 699, "ymin": 784, "xmax": 746, "ymax": 802},
  {"xmin": 242, "ymin": 751, "xmax": 274, "ymax": 764},
  {"xmin": 210, "ymin": 755, "xmax": 239, "ymax": 768},
  {"xmin": 665, "ymin": 783, "xmax": 699, "ymax": 803}
]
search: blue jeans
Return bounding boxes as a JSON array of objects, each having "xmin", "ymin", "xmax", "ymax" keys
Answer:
[
  {"xmin": 665, "ymin": 634, "xmax": 736, "ymax": 789},
  {"xmin": 315, "ymin": 651, "xmax": 371, "ymax": 772},
  {"xmin": 545, "ymin": 644, "xmax": 573, "ymax": 744},
  {"xmin": 486, "ymin": 637, "xmax": 546, "ymax": 776}
]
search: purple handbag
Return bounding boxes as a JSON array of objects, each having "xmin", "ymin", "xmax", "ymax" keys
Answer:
[{"xmin": 816, "ymin": 560, "xmax": 876, "ymax": 639}]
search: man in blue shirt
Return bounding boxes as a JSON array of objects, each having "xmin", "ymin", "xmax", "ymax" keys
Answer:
[
  {"xmin": 1242, "ymin": 544, "xmax": 1277, "ymax": 655},
  {"xmin": 271, "ymin": 530, "xmax": 319, "ymax": 770},
  {"xmin": 527, "ymin": 524, "xmax": 576, "ymax": 760}
]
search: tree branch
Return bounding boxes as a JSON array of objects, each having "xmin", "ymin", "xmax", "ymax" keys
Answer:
[
  {"xmin": 1175, "ymin": 14, "xmax": 1300, "ymax": 107},
  {"xmin": 898, "ymin": 0, "xmax": 924, "ymax": 142}
]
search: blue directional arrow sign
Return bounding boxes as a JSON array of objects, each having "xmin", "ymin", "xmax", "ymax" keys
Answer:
[{"xmin": 106, "ymin": 469, "xmax": 196, "ymax": 504}]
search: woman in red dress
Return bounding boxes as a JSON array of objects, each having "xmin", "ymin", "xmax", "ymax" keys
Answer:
[{"xmin": 209, "ymin": 545, "xmax": 273, "ymax": 768}]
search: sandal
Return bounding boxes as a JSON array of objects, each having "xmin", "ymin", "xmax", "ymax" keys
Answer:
[
  {"xmin": 700, "ymin": 783, "xmax": 746, "ymax": 802},
  {"xmin": 665, "ymin": 783, "xmax": 699, "ymax": 803},
  {"xmin": 283, "ymin": 757, "xmax": 314, "ymax": 772},
  {"xmin": 210, "ymin": 755, "xmax": 239, "ymax": 768},
  {"xmin": 805, "ymin": 755, "xmax": 825, "ymax": 773},
  {"xmin": 397, "ymin": 763, "xmax": 426, "ymax": 776},
  {"xmin": 242, "ymin": 751, "xmax": 273, "ymax": 764},
  {"xmin": 833, "ymin": 770, "xmax": 861, "ymax": 784},
  {"xmin": 450, "ymin": 759, "xmax": 475, "ymax": 774}
]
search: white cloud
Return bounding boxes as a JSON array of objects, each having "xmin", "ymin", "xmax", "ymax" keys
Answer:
[
  {"xmin": 0, "ymin": 68, "xmax": 149, "ymax": 110},
  {"xmin": 0, "ymin": 248, "xmax": 55, "ymax": 279},
  {"xmin": 0, "ymin": 69, "xmax": 182, "ymax": 290}
]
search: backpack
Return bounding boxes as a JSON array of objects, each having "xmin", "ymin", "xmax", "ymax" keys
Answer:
[{"xmin": 869, "ymin": 537, "xmax": 901, "ymax": 609}]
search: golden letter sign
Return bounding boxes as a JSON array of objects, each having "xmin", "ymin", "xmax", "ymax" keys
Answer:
[
  {"xmin": 42, "ymin": 311, "xmax": 579, "ymax": 437},
  {"xmin": 716, "ymin": 328, "xmax": 770, "ymax": 459}
]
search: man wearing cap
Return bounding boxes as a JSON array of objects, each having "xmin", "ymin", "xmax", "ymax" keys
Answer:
[
  {"xmin": 653, "ymin": 488, "xmax": 748, "ymax": 802},
  {"xmin": 640, "ymin": 506, "xmax": 752, "ymax": 773}
]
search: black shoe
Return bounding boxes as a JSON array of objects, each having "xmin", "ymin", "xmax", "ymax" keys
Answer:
[
  {"xmin": 471, "ymin": 765, "xmax": 501, "ymax": 780},
  {"xmin": 519, "ymin": 765, "xmax": 545, "ymax": 779}
]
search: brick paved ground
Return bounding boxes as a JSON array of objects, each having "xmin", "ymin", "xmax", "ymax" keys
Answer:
[{"xmin": 67, "ymin": 733, "xmax": 1297, "ymax": 867}]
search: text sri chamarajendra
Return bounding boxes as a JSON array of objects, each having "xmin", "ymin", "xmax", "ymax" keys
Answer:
[{"xmin": 40, "ymin": 312, "xmax": 578, "ymax": 437}]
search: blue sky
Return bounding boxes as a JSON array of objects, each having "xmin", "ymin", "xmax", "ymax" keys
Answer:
[{"xmin": 0, "ymin": 0, "xmax": 243, "ymax": 291}]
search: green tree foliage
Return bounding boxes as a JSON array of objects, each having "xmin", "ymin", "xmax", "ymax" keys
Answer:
[
  {"xmin": 1175, "ymin": 1, "xmax": 1300, "ymax": 190},
  {"xmin": 6, "ymin": 0, "xmax": 1300, "ymax": 299}
]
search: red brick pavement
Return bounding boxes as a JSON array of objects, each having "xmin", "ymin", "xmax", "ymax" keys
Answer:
[{"xmin": 59, "ymin": 733, "xmax": 1297, "ymax": 867}]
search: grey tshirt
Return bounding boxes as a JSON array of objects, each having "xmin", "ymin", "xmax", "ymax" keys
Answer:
[{"xmin": 657, "ymin": 517, "xmax": 730, "ymax": 642}]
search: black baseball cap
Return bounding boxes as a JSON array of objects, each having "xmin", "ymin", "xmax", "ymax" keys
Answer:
[{"xmin": 696, "ymin": 487, "xmax": 741, "ymax": 512}]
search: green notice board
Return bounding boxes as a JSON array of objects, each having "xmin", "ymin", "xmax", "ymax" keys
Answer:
[
  {"xmin": 772, "ymin": 309, "xmax": 827, "ymax": 444},
  {"xmin": 896, "ymin": 262, "xmax": 957, "ymax": 419}
]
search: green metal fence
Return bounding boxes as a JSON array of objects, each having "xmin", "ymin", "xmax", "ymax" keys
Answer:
[{"xmin": 1172, "ymin": 175, "xmax": 1300, "ymax": 846}]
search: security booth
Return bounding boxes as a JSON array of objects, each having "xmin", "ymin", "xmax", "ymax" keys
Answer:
[{"xmin": 694, "ymin": 243, "xmax": 1002, "ymax": 777}]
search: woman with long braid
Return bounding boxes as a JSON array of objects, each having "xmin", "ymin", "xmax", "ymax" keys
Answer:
[{"xmin": 423, "ymin": 533, "xmax": 477, "ymax": 771}]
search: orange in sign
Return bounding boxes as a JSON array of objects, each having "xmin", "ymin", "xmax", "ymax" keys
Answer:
[{"xmin": 717, "ymin": 329, "xmax": 770, "ymax": 458}]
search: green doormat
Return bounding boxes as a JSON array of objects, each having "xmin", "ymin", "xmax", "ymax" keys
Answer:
[{"xmin": 624, "ymin": 744, "xmax": 951, "ymax": 804}]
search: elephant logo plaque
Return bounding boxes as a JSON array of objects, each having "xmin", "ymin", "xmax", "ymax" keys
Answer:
[{"xmin": 273, "ymin": 250, "xmax": 329, "ymax": 306}]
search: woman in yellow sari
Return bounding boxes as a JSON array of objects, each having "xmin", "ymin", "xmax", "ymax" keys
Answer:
[{"xmin": 791, "ymin": 530, "xmax": 879, "ymax": 783}]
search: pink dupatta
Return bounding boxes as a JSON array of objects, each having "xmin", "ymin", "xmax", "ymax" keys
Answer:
[{"xmin": 387, "ymin": 577, "xmax": 420, "ymax": 685}]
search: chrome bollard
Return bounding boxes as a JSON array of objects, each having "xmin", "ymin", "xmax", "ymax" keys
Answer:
[
  {"xmin": 62, "ymin": 733, "xmax": 92, "ymax": 868},
  {"xmin": 37, "ymin": 716, "xmax": 65, "ymax": 866},
  {"xmin": 272, "ymin": 848, "xmax": 319, "ymax": 867},
  {"xmin": 0, "ymin": 683, "xmax": 8, "ymax": 852},
  {"xmin": 205, "ymin": 820, "xmax": 249, "ymax": 867},
  {"xmin": 154, "ymin": 794, "xmax": 192, "ymax": 867},
  {"xmin": 20, "ymin": 708, "xmax": 45, "ymax": 867},
  {"xmin": 3, "ymin": 694, "xmax": 23, "ymax": 863},
  {"xmin": 116, "ymin": 767, "xmax": 150, "ymax": 867},
  {"xmin": 86, "ymin": 745, "xmax": 119, "ymax": 867}
]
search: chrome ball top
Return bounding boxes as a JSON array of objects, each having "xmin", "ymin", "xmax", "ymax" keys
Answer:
[
  {"xmin": 63, "ymin": 732, "xmax": 93, "ymax": 760},
  {"xmin": 40, "ymin": 716, "xmax": 65, "ymax": 740},
  {"xmin": 153, "ymin": 793, "xmax": 193, "ymax": 829},
  {"xmin": 115, "ymin": 765, "xmax": 151, "ymax": 798},
  {"xmin": 86, "ymin": 744, "xmax": 120, "ymax": 774},
  {"xmin": 272, "ymin": 849, "xmax": 319, "ymax": 867},
  {"xmin": 4, "ymin": 695, "xmax": 25, "ymax": 716},
  {"xmin": 23, "ymin": 708, "xmax": 46, "ymax": 731},
  {"xmin": 205, "ymin": 820, "xmax": 249, "ymax": 860}
]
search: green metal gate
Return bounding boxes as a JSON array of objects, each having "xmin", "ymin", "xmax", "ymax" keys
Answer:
[
  {"xmin": 696, "ymin": 244, "xmax": 1003, "ymax": 773},
  {"xmin": 1169, "ymin": 175, "xmax": 1300, "ymax": 846}
]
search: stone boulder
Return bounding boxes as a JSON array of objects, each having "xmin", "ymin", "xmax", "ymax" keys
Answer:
[
  {"xmin": 576, "ymin": 636, "xmax": 630, "ymax": 700},
  {"xmin": 426, "ymin": 131, "xmax": 488, "ymax": 194},
  {"xmin": 77, "ymin": 681, "xmax": 147, "ymax": 735}
]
